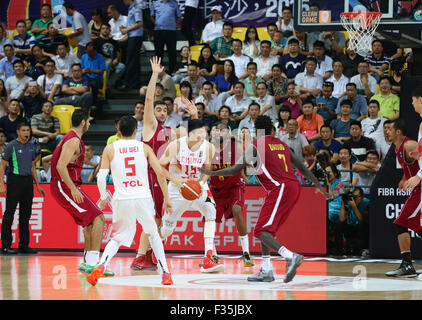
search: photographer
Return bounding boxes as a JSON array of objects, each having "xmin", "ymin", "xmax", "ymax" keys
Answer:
[
  {"xmin": 338, "ymin": 187, "xmax": 370, "ymax": 256},
  {"xmin": 325, "ymin": 162, "xmax": 346, "ymax": 255}
]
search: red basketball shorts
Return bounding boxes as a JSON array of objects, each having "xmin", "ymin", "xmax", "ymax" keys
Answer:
[
  {"xmin": 50, "ymin": 179, "xmax": 103, "ymax": 227},
  {"xmin": 254, "ymin": 181, "xmax": 301, "ymax": 237},
  {"xmin": 394, "ymin": 186, "xmax": 422, "ymax": 232},
  {"xmin": 211, "ymin": 184, "xmax": 245, "ymax": 223},
  {"xmin": 148, "ymin": 170, "xmax": 164, "ymax": 219}
]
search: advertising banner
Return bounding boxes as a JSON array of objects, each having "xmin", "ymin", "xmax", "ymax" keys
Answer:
[{"xmin": 0, "ymin": 184, "xmax": 327, "ymax": 255}]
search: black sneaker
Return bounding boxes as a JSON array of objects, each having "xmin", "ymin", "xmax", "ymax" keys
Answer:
[
  {"xmin": 385, "ymin": 261, "xmax": 417, "ymax": 278},
  {"xmin": 18, "ymin": 246, "xmax": 38, "ymax": 254}
]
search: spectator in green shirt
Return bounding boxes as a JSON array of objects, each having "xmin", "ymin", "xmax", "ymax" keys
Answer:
[
  {"xmin": 210, "ymin": 22, "xmax": 234, "ymax": 61},
  {"xmin": 31, "ymin": 4, "xmax": 54, "ymax": 40},
  {"xmin": 371, "ymin": 76, "xmax": 400, "ymax": 120}
]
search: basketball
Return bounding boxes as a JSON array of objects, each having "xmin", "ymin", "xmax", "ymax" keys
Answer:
[{"xmin": 180, "ymin": 180, "xmax": 202, "ymax": 200}]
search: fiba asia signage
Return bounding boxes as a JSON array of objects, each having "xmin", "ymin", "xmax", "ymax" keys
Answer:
[
  {"xmin": 370, "ymin": 146, "xmax": 422, "ymax": 259},
  {"xmin": 0, "ymin": 185, "xmax": 327, "ymax": 255}
]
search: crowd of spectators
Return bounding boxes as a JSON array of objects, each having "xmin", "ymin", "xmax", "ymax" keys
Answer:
[{"xmin": 0, "ymin": 1, "xmax": 414, "ymax": 258}]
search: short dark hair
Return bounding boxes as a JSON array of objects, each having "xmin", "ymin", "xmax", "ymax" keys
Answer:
[
  {"xmin": 305, "ymin": 57, "xmax": 317, "ymax": 65},
  {"xmin": 339, "ymin": 146, "xmax": 351, "ymax": 155},
  {"xmin": 118, "ymin": 115, "xmax": 137, "ymax": 137},
  {"xmin": 272, "ymin": 64, "xmax": 282, "ymax": 71},
  {"xmin": 260, "ymin": 40, "xmax": 272, "ymax": 47},
  {"xmin": 17, "ymin": 122, "xmax": 30, "ymax": 131},
  {"xmin": 72, "ymin": 109, "xmax": 89, "ymax": 127},
  {"xmin": 71, "ymin": 63, "xmax": 82, "ymax": 70},
  {"xmin": 302, "ymin": 99, "xmax": 314, "ymax": 107},
  {"xmin": 16, "ymin": 19, "xmax": 26, "ymax": 27},
  {"xmin": 12, "ymin": 59, "xmax": 24, "ymax": 68},
  {"xmin": 288, "ymin": 38, "xmax": 299, "ymax": 46},
  {"xmin": 247, "ymin": 61, "xmax": 257, "ymax": 69},
  {"xmin": 313, "ymin": 40, "xmax": 325, "ymax": 49},
  {"xmin": 379, "ymin": 76, "xmax": 392, "ymax": 86},
  {"xmin": 255, "ymin": 115, "xmax": 274, "ymax": 136},
  {"xmin": 162, "ymin": 96, "xmax": 173, "ymax": 104},
  {"xmin": 62, "ymin": 2, "xmax": 75, "ymax": 10},
  {"xmin": 366, "ymin": 149, "xmax": 380, "ymax": 160},
  {"xmin": 41, "ymin": 3, "xmax": 52, "ymax": 10},
  {"xmin": 393, "ymin": 118, "xmax": 407, "ymax": 136},
  {"xmin": 266, "ymin": 22, "xmax": 277, "ymax": 29},
  {"xmin": 188, "ymin": 119, "xmax": 204, "ymax": 133},
  {"xmin": 368, "ymin": 100, "xmax": 380, "ymax": 108},
  {"xmin": 412, "ymin": 85, "xmax": 422, "ymax": 98},
  {"xmin": 223, "ymin": 22, "xmax": 233, "ymax": 29},
  {"xmin": 320, "ymin": 124, "xmax": 332, "ymax": 132},
  {"xmin": 3, "ymin": 44, "xmax": 13, "ymax": 51},
  {"xmin": 202, "ymin": 81, "xmax": 213, "ymax": 88},
  {"xmin": 372, "ymin": 39, "xmax": 383, "ymax": 47},
  {"xmin": 248, "ymin": 102, "xmax": 260, "ymax": 110},
  {"xmin": 340, "ymin": 99, "xmax": 353, "ymax": 108},
  {"xmin": 350, "ymin": 120, "xmax": 362, "ymax": 130},
  {"xmin": 346, "ymin": 82, "xmax": 357, "ymax": 89}
]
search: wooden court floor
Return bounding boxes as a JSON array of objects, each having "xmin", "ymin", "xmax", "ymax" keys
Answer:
[{"xmin": 1, "ymin": 252, "xmax": 422, "ymax": 300}]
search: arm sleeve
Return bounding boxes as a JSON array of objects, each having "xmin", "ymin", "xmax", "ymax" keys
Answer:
[{"xmin": 96, "ymin": 168, "xmax": 109, "ymax": 200}]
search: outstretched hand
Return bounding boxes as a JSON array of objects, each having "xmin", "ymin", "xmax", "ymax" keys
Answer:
[
  {"xmin": 150, "ymin": 56, "xmax": 165, "ymax": 74},
  {"xmin": 183, "ymin": 98, "xmax": 198, "ymax": 118}
]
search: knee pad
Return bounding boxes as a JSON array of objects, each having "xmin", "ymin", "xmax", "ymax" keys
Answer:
[
  {"xmin": 394, "ymin": 224, "xmax": 409, "ymax": 236},
  {"xmin": 160, "ymin": 218, "xmax": 176, "ymax": 239}
]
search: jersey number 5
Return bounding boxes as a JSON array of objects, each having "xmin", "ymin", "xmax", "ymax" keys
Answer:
[{"xmin": 124, "ymin": 157, "xmax": 136, "ymax": 176}]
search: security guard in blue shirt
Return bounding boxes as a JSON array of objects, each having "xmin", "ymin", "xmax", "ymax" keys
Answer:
[
  {"xmin": 119, "ymin": 0, "xmax": 143, "ymax": 90},
  {"xmin": 151, "ymin": 0, "xmax": 182, "ymax": 74}
]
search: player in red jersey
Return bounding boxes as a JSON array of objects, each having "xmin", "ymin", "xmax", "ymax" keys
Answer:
[
  {"xmin": 200, "ymin": 115, "xmax": 330, "ymax": 283},
  {"xmin": 209, "ymin": 123, "xmax": 253, "ymax": 267},
  {"xmin": 50, "ymin": 110, "xmax": 108, "ymax": 274},
  {"xmin": 384, "ymin": 120, "xmax": 422, "ymax": 278},
  {"xmin": 131, "ymin": 57, "xmax": 196, "ymax": 270}
]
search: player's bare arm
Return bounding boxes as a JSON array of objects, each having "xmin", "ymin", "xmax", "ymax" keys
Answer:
[
  {"xmin": 290, "ymin": 150, "xmax": 331, "ymax": 199},
  {"xmin": 96, "ymin": 144, "xmax": 113, "ymax": 210},
  {"xmin": 56, "ymin": 138, "xmax": 84, "ymax": 204},
  {"xmin": 159, "ymin": 139, "xmax": 179, "ymax": 167},
  {"xmin": 142, "ymin": 57, "xmax": 164, "ymax": 141},
  {"xmin": 144, "ymin": 144, "xmax": 173, "ymax": 215},
  {"xmin": 199, "ymin": 142, "xmax": 215, "ymax": 184},
  {"xmin": 199, "ymin": 144, "xmax": 256, "ymax": 177}
]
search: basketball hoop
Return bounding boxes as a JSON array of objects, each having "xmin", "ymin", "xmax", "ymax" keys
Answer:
[{"xmin": 340, "ymin": 12, "xmax": 382, "ymax": 56}]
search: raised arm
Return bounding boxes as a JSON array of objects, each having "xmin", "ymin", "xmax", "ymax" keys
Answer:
[{"xmin": 142, "ymin": 57, "xmax": 164, "ymax": 140}]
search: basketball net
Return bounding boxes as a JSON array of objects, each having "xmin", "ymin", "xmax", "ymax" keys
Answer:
[{"xmin": 340, "ymin": 12, "xmax": 382, "ymax": 56}]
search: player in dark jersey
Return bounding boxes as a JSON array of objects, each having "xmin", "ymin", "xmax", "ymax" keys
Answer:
[
  {"xmin": 50, "ymin": 110, "xmax": 111, "ymax": 275},
  {"xmin": 131, "ymin": 57, "xmax": 197, "ymax": 270},
  {"xmin": 209, "ymin": 123, "xmax": 253, "ymax": 267},
  {"xmin": 200, "ymin": 115, "xmax": 330, "ymax": 283},
  {"xmin": 385, "ymin": 119, "xmax": 421, "ymax": 278}
]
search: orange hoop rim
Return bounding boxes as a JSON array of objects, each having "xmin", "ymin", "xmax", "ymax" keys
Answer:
[{"xmin": 340, "ymin": 12, "xmax": 382, "ymax": 19}]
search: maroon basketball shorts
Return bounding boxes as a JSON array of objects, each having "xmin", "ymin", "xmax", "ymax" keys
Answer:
[
  {"xmin": 394, "ymin": 186, "xmax": 422, "ymax": 232},
  {"xmin": 254, "ymin": 180, "xmax": 301, "ymax": 237},
  {"xmin": 148, "ymin": 170, "xmax": 164, "ymax": 219},
  {"xmin": 211, "ymin": 184, "xmax": 245, "ymax": 223},
  {"xmin": 50, "ymin": 179, "xmax": 103, "ymax": 227}
]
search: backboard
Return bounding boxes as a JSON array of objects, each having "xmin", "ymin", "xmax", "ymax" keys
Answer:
[{"xmin": 294, "ymin": 0, "xmax": 422, "ymax": 31}]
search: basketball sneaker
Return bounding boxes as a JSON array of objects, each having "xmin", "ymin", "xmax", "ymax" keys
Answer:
[
  {"xmin": 200, "ymin": 250, "xmax": 224, "ymax": 273},
  {"xmin": 84, "ymin": 264, "xmax": 115, "ymax": 277},
  {"xmin": 161, "ymin": 272, "xmax": 174, "ymax": 285},
  {"xmin": 78, "ymin": 262, "xmax": 89, "ymax": 273},
  {"xmin": 242, "ymin": 252, "xmax": 254, "ymax": 267},
  {"xmin": 199, "ymin": 254, "xmax": 219, "ymax": 268},
  {"xmin": 146, "ymin": 248, "xmax": 158, "ymax": 267},
  {"xmin": 86, "ymin": 264, "xmax": 105, "ymax": 286},
  {"xmin": 131, "ymin": 254, "xmax": 157, "ymax": 271},
  {"xmin": 284, "ymin": 253, "xmax": 304, "ymax": 283},
  {"xmin": 385, "ymin": 261, "xmax": 417, "ymax": 278},
  {"xmin": 247, "ymin": 268, "xmax": 275, "ymax": 282}
]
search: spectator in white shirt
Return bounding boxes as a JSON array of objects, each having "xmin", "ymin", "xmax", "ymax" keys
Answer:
[
  {"xmin": 163, "ymin": 96, "xmax": 182, "ymax": 128},
  {"xmin": 224, "ymin": 82, "xmax": 252, "ymax": 121},
  {"xmin": 253, "ymin": 40, "xmax": 279, "ymax": 81},
  {"xmin": 195, "ymin": 81, "xmax": 219, "ymax": 116},
  {"xmin": 107, "ymin": 5, "xmax": 128, "ymax": 42},
  {"xmin": 37, "ymin": 59, "xmax": 62, "ymax": 102},
  {"xmin": 327, "ymin": 60, "xmax": 349, "ymax": 99},
  {"xmin": 252, "ymin": 82, "xmax": 277, "ymax": 122},
  {"xmin": 361, "ymin": 100, "xmax": 386, "ymax": 142},
  {"xmin": 5, "ymin": 60, "xmax": 32, "ymax": 99},
  {"xmin": 313, "ymin": 40, "xmax": 333, "ymax": 80},
  {"xmin": 52, "ymin": 43, "xmax": 80, "ymax": 79},
  {"xmin": 295, "ymin": 57, "xmax": 323, "ymax": 100},
  {"xmin": 376, "ymin": 119, "xmax": 393, "ymax": 161},
  {"xmin": 242, "ymin": 26, "xmax": 261, "ymax": 59},
  {"xmin": 63, "ymin": 2, "xmax": 92, "ymax": 58},
  {"xmin": 227, "ymin": 39, "xmax": 251, "ymax": 80},
  {"xmin": 276, "ymin": 7, "xmax": 294, "ymax": 33},
  {"xmin": 350, "ymin": 61, "xmax": 377, "ymax": 99},
  {"xmin": 202, "ymin": 6, "xmax": 224, "ymax": 45}
]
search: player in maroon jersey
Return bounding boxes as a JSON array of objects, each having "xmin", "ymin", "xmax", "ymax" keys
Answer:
[
  {"xmin": 131, "ymin": 57, "xmax": 197, "ymax": 270},
  {"xmin": 385, "ymin": 119, "xmax": 421, "ymax": 278},
  {"xmin": 200, "ymin": 115, "xmax": 330, "ymax": 283},
  {"xmin": 209, "ymin": 123, "xmax": 253, "ymax": 267},
  {"xmin": 50, "ymin": 110, "xmax": 109, "ymax": 275}
]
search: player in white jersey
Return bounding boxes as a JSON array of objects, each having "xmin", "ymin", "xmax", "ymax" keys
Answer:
[
  {"xmin": 159, "ymin": 119, "xmax": 224, "ymax": 273},
  {"xmin": 86, "ymin": 115, "xmax": 183, "ymax": 286}
]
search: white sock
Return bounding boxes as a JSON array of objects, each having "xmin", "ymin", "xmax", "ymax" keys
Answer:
[
  {"xmin": 149, "ymin": 235, "xmax": 169, "ymax": 274},
  {"xmin": 85, "ymin": 251, "xmax": 100, "ymax": 266},
  {"xmin": 278, "ymin": 246, "xmax": 293, "ymax": 259},
  {"xmin": 204, "ymin": 237, "xmax": 214, "ymax": 256},
  {"xmin": 100, "ymin": 240, "xmax": 120, "ymax": 268},
  {"xmin": 213, "ymin": 243, "xmax": 218, "ymax": 256},
  {"xmin": 239, "ymin": 235, "xmax": 249, "ymax": 253},
  {"xmin": 262, "ymin": 255, "xmax": 272, "ymax": 272}
]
